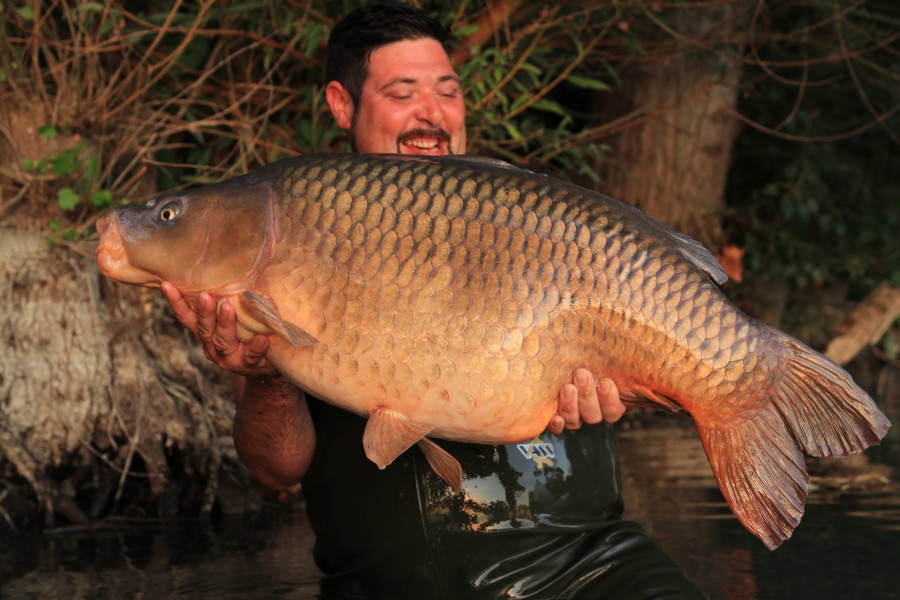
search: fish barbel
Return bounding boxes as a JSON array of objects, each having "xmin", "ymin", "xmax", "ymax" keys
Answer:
[{"xmin": 95, "ymin": 153, "xmax": 889, "ymax": 549}]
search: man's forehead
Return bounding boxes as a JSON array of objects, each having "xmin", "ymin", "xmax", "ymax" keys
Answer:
[{"xmin": 366, "ymin": 39, "xmax": 458, "ymax": 86}]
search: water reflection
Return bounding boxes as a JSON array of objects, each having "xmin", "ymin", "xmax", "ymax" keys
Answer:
[
  {"xmin": 1, "ymin": 389, "xmax": 897, "ymax": 599},
  {"xmin": 615, "ymin": 386, "xmax": 900, "ymax": 600},
  {"xmin": 0, "ymin": 511, "xmax": 321, "ymax": 599}
]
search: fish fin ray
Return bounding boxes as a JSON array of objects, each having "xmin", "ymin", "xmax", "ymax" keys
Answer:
[
  {"xmin": 621, "ymin": 386, "xmax": 684, "ymax": 413},
  {"xmin": 616, "ymin": 204, "xmax": 728, "ymax": 285},
  {"xmin": 241, "ymin": 291, "xmax": 319, "ymax": 347},
  {"xmin": 696, "ymin": 402, "xmax": 807, "ymax": 550},
  {"xmin": 771, "ymin": 331, "xmax": 890, "ymax": 457},
  {"xmin": 417, "ymin": 438, "xmax": 463, "ymax": 491},
  {"xmin": 363, "ymin": 407, "xmax": 432, "ymax": 470},
  {"xmin": 666, "ymin": 228, "xmax": 728, "ymax": 285}
]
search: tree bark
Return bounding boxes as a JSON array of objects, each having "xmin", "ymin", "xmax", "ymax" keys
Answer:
[
  {"xmin": 593, "ymin": 4, "xmax": 747, "ymax": 250},
  {"xmin": 0, "ymin": 225, "xmax": 245, "ymax": 525},
  {"xmin": 826, "ymin": 283, "xmax": 900, "ymax": 366}
]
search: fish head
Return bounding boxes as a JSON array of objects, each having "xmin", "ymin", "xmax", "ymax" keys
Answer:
[{"xmin": 96, "ymin": 181, "xmax": 273, "ymax": 295}]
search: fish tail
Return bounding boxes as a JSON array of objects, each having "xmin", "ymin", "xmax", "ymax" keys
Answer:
[
  {"xmin": 696, "ymin": 402, "xmax": 807, "ymax": 549},
  {"xmin": 696, "ymin": 331, "xmax": 890, "ymax": 550},
  {"xmin": 769, "ymin": 332, "xmax": 890, "ymax": 458}
]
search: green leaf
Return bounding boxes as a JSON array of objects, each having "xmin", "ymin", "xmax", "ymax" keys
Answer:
[
  {"xmin": 38, "ymin": 124, "xmax": 58, "ymax": 139},
  {"xmin": 454, "ymin": 24, "xmax": 479, "ymax": 38},
  {"xmin": 501, "ymin": 120, "xmax": 523, "ymax": 141},
  {"xmin": 58, "ymin": 187, "xmax": 81, "ymax": 210},
  {"xmin": 568, "ymin": 75, "xmax": 610, "ymax": 92},
  {"xmin": 16, "ymin": 5, "xmax": 34, "ymax": 20},
  {"xmin": 51, "ymin": 149, "xmax": 80, "ymax": 176},
  {"xmin": 84, "ymin": 155, "xmax": 99, "ymax": 179},
  {"xmin": 90, "ymin": 189, "xmax": 112, "ymax": 208},
  {"xmin": 301, "ymin": 24, "xmax": 324, "ymax": 57},
  {"xmin": 530, "ymin": 98, "xmax": 566, "ymax": 116}
]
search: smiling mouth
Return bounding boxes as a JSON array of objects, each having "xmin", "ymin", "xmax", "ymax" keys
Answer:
[{"xmin": 397, "ymin": 129, "xmax": 451, "ymax": 154}]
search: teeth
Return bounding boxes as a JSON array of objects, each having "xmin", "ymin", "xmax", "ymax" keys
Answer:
[{"xmin": 404, "ymin": 139, "xmax": 439, "ymax": 149}]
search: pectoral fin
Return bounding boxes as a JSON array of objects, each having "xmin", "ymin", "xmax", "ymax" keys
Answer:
[
  {"xmin": 621, "ymin": 386, "xmax": 684, "ymax": 413},
  {"xmin": 363, "ymin": 407, "xmax": 462, "ymax": 491},
  {"xmin": 241, "ymin": 290, "xmax": 318, "ymax": 347}
]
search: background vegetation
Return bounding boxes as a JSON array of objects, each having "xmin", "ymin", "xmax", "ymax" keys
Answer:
[{"xmin": 0, "ymin": 0, "xmax": 897, "ymax": 525}]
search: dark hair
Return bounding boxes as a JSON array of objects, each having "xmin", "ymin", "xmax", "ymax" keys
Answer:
[{"xmin": 325, "ymin": 2, "xmax": 452, "ymax": 107}]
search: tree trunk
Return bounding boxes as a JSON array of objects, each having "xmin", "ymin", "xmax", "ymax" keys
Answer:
[
  {"xmin": 0, "ymin": 224, "xmax": 247, "ymax": 526},
  {"xmin": 593, "ymin": 4, "xmax": 746, "ymax": 251}
]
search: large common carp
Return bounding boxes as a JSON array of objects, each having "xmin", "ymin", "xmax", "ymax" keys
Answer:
[{"xmin": 96, "ymin": 153, "xmax": 889, "ymax": 549}]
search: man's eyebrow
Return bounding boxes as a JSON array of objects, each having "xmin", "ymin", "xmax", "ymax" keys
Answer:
[
  {"xmin": 378, "ymin": 74, "xmax": 461, "ymax": 92},
  {"xmin": 379, "ymin": 77, "xmax": 417, "ymax": 92}
]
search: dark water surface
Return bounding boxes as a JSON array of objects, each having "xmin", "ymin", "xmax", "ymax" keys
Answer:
[{"xmin": 2, "ymin": 390, "xmax": 897, "ymax": 599}]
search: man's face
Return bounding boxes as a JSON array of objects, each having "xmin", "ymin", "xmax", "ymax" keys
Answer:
[{"xmin": 348, "ymin": 38, "xmax": 466, "ymax": 155}]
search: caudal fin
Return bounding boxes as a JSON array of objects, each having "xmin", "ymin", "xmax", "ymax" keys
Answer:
[
  {"xmin": 770, "ymin": 333, "xmax": 890, "ymax": 457},
  {"xmin": 696, "ymin": 331, "xmax": 890, "ymax": 550}
]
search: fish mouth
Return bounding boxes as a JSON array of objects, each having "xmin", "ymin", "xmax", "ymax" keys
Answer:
[
  {"xmin": 397, "ymin": 129, "xmax": 451, "ymax": 156},
  {"xmin": 95, "ymin": 215, "xmax": 163, "ymax": 288}
]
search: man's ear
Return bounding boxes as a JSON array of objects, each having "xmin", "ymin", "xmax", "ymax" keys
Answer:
[{"xmin": 325, "ymin": 81, "xmax": 354, "ymax": 130}]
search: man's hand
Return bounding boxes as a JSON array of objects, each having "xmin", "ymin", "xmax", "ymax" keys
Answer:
[
  {"xmin": 548, "ymin": 367, "xmax": 625, "ymax": 434},
  {"xmin": 161, "ymin": 282, "xmax": 277, "ymax": 377}
]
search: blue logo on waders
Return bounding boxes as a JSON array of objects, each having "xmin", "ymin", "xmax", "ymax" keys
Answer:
[{"xmin": 516, "ymin": 436, "xmax": 555, "ymax": 469}]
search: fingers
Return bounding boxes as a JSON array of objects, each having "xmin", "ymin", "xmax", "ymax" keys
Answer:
[
  {"xmin": 194, "ymin": 292, "xmax": 221, "ymax": 348},
  {"xmin": 547, "ymin": 414, "xmax": 567, "ymax": 436},
  {"xmin": 555, "ymin": 382, "xmax": 581, "ymax": 431},
  {"xmin": 242, "ymin": 334, "xmax": 271, "ymax": 369},
  {"xmin": 162, "ymin": 284, "xmax": 276, "ymax": 376},
  {"xmin": 552, "ymin": 368, "xmax": 627, "ymax": 433},
  {"xmin": 596, "ymin": 377, "xmax": 626, "ymax": 424},
  {"xmin": 574, "ymin": 368, "xmax": 604, "ymax": 425},
  {"xmin": 161, "ymin": 281, "xmax": 197, "ymax": 332}
]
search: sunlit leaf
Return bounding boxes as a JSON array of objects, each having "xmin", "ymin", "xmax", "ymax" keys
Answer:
[{"xmin": 58, "ymin": 187, "xmax": 81, "ymax": 210}]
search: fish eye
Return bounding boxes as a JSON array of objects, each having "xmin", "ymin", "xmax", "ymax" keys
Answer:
[{"xmin": 159, "ymin": 201, "xmax": 181, "ymax": 222}]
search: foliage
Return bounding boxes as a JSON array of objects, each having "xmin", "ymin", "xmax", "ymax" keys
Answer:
[
  {"xmin": 1, "ymin": 0, "xmax": 628, "ymax": 238},
  {"xmin": 1, "ymin": 0, "xmax": 897, "ymax": 314},
  {"xmin": 724, "ymin": 0, "xmax": 900, "ymax": 337}
]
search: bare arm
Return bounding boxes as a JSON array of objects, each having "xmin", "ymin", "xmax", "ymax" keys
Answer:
[
  {"xmin": 233, "ymin": 374, "xmax": 316, "ymax": 489},
  {"xmin": 162, "ymin": 282, "xmax": 314, "ymax": 487}
]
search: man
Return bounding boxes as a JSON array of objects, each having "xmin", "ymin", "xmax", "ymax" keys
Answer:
[{"xmin": 164, "ymin": 3, "xmax": 705, "ymax": 598}]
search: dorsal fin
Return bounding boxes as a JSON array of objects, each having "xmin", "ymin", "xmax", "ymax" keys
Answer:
[{"xmin": 665, "ymin": 227, "xmax": 728, "ymax": 285}]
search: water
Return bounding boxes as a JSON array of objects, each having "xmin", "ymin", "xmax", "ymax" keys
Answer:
[
  {"xmin": 616, "ymin": 415, "xmax": 900, "ymax": 599},
  {"xmin": 2, "ymin": 389, "xmax": 897, "ymax": 599},
  {"xmin": 0, "ymin": 512, "xmax": 321, "ymax": 599}
]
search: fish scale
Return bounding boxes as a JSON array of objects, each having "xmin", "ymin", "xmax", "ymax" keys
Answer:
[
  {"xmin": 96, "ymin": 152, "xmax": 889, "ymax": 550},
  {"xmin": 268, "ymin": 155, "xmax": 767, "ymax": 433}
]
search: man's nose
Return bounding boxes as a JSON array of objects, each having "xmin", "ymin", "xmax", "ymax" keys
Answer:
[{"xmin": 414, "ymin": 93, "xmax": 443, "ymax": 125}]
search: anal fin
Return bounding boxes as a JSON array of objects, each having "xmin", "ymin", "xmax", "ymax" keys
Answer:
[{"xmin": 417, "ymin": 438, "xmax": 463, "ymax": 491}]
